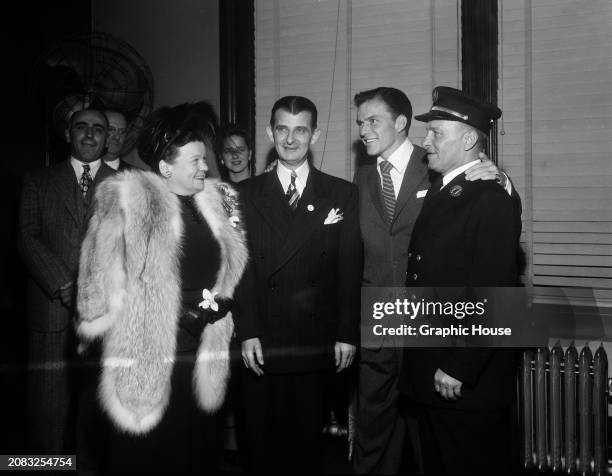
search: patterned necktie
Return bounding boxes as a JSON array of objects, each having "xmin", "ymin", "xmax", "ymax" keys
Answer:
[
  {"xmin": 379, "ymin": 160, "xmax": 396, "ymax": 222},
  {"xmin": 286, "ymin": 171, "xmax": 300, "ymax": 211},
  {"xmin": 80, "ymin": 164, "xmax": 93, "ymax": 197}
]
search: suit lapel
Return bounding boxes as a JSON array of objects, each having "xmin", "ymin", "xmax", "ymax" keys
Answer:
[
  {"xmin": 50, "ymin": 160, "xmax": 81, "ymax": 226},
  {"xmin": 253, "ymin": 172, "xmax": 292, "ymax": 240},
  {"xmin": 272, "ymin": 168, "xmax": 332, "ymax": 275},
  {"xmin": 366, "ymin": 164, "xmax": 387, "ymax": 225},
  {"xmin": 391, "ymin": 146, "xmax": 428, "ymax": 226}
]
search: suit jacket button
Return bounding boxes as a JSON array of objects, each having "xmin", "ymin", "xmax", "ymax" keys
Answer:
[
  {"xmin": 416, "ymin": 254, "xmax": 422, "ymax": 261},
  {"xmin": 413, "ymin": 273, "xmax": 418, "ymax": 280},
  {"xmin": 408, "ymin": 252, "xmax": 412, "ymax": 259}
]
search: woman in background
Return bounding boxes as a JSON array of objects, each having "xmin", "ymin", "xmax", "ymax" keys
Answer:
[
  {"xmin": 76, "ymin": 103, "xmax": 248, "ymax": 474},
  {"xmin": 219, "ymin": 125, "xmax": 253, "ymax": 183}
]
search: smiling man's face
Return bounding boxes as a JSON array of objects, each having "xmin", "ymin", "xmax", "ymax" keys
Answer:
[
  {"xmin": 65, "ymin": 110, "xmax": 108, "ymax": 163},
  {"xmin": 356, "ymin": 98, "xmax": 406, "ymax": 159},
  {"xmin": 267, "ymin": 109, "xmax": 320, "ymax": 170}
]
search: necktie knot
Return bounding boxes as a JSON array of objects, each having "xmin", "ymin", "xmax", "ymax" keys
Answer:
[{"xmin": 379, "ymin": 160, "xmax": 393, "ymax": 174}]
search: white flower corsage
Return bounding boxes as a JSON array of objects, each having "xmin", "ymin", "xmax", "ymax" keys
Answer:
[
  {"xmin": 198, "ymin": 288, "xmax": 219, "ymax": 312},
  {"xmin": 324, "ymin": 208, "xmax": 344, "ymax": 225},
  {"xmin": 216, "ymin": 183, "xmax": 241, "ymax": 228}
]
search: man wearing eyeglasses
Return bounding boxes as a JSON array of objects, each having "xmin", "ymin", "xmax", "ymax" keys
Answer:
[{"xmin": 102, "ymin": 110, "xmax": 134, "ymax": 171}]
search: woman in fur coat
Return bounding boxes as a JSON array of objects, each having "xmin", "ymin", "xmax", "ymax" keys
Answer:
[{"xmin": 76, "ymin": 104, "xmax": 248, "ymax": 473}]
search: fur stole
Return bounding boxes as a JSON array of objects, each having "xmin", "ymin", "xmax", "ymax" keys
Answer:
[{"xmin": 76, "ymin": 170, "xmax": 248, "ymax": 434}]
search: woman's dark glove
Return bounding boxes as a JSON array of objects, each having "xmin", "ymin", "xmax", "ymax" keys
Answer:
[{"xmin": 201, "ymin": 296, "xmax": 233, "ymax": 325}]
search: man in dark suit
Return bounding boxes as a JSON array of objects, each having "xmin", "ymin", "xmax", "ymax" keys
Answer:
[
  {"xmin": 400, "ymin": 87, "xmax": 521, "ymax": 474},
  {"xmin": 18, "ymin": 108, "xmax": 115, "ymax": 454},
  {"xmin": 235, "ymin": 96, "xmax": 362, "ymax": 473},
  {"xmin": 102, "ymin": 110, "xmax": 134, "ymax": 171},
  {"xmin": 352, "ymin": 87, "xmax": 508, "ymax": 474}
]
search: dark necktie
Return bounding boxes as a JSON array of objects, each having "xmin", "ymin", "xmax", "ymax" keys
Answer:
[
  {"xmin": 80, "ymin": 164, "xmax": 93, "ymax": 197},
  {"xmin": 379, "ymin": 160, "xmax": 396, "ymax": 222},
  {"xmin": 286, "ymin": 171, "xmax": 300, "ymax": 211}
]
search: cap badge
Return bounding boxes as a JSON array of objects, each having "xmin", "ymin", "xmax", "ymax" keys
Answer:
[
  {"xmin": 307, "ymin": 204, "xmax": 314, "ymax": 211},
  {"xmin": 449, "ymin": 185, "xmax": 463, "ymax": 198}
]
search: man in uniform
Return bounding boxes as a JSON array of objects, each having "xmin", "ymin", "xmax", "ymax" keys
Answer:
[{"xmin": 400, "ymin": 87, "xmax": 521, "ymax": 474}]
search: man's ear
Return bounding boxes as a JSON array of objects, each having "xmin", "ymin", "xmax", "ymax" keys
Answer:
[
  {"xmin": 310, "ymin": 128, "xmax": 321, "ymax": 146},
  {"xmin": 463, "ymin": 129, "xmax": 478, "ymax": 151},
  {"xmin": 64, "ymin": 128, "xmax": 71, "ymax": 144},
  {"xmin": 266, "ymin": 125, "xmax": 274, "ymax": 143},
  {"xmin": 394, "ymin": 114, "xmax": 408, "ymax": 133}
]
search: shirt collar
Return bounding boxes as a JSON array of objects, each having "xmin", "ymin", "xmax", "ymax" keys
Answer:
[
  {"xmin": 276, "ymin": 159, "xmax": 310, "ymax": 193},
  {"xmin": 376, "ymin": 138, "xmax": 414, "ymax": 174},
  {"xmin": 441, "ymin": 159, "xmax": 481, "ymax": 189},
  {"xmin": 70, "ymin": 157, "xmax": 102, "ymax": 181},
  {"xmin": 104, "ymin": 158, "xmax": 121, "ymax": 170}
]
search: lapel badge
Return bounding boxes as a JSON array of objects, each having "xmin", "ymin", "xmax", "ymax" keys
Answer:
[
  {"xmin": 449, "ymin": 185, "xmax": 463, "ymax": 198},
  {"xmin": 307, "ymin": 204, "xmax": 314, "ymax": 211}
]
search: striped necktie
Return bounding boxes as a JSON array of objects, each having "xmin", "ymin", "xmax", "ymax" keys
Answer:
[
  {"xmin": 80, "ymin": 164, "xmax": 93, "ymax": 197},
  {"xmin": 286, "ymin": 171, "xmax": 300, "ymax": 211},
  {"xmin": 379, "ymin": 160, "xmax": 396, "ymax": 222}
]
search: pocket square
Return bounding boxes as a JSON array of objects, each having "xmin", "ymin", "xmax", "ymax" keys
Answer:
[
  {"xmin": 324, "ymin": 208, "xmax": 343, "ymax": 225},
  {"xmin": 416, "ymin": 190, "xmax": 428, "ymax": 198}
]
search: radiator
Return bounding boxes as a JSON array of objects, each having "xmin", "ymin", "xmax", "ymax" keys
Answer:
[{"xmin": 519, "ymin": 344, "xmax": 609, "ymax": 475}]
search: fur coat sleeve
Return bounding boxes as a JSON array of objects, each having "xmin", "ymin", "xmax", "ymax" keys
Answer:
[{"xmin": 76, "ymin": 170, "xmax": 248, "ymax": 434}]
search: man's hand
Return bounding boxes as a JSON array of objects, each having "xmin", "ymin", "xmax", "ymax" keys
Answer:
[
  {"xmin": 434, "ymin": 368, "xmax": 463, "ymax": 400},
  {"xmin": 334, "ymin": 341, "xmax": 356, "ymax": 373},
  {"xmin": 242, "ymin": 337, "xmax": 264, "ymax": 376},
  {"xmin": 464, "ymin": 152, "xmax": 500, "ymax": 182},
  {"xmin": 57, "ymin": 281, "xmax": 74, "ymax": 309}
]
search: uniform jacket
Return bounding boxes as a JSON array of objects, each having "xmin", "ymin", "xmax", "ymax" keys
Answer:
[
  {"xmin": 76, "ymin": 170, "xmax": 248, "ymax": 434},
  {"xmin": 18, "ymin": 160, "xmax": 116, "ymax": 332},
  {"xmin": 354, "ymin": 145, "xmax": 430, "ymax": 348},
  {"xmin": 401, "ymin": 173, "xmax": 522, "ymax": 411},
  {"xmin": 234, "ymin": 167, "xmax": 363, "ymax": 373}
]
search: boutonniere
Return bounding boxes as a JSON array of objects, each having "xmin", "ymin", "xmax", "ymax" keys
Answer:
[
  {"xmin": 198, "ymin": 288, "xmax": 219, "ymax": 312},
  {"xmin": 324, "ymin": 208, "xmax": 343, "ymax": 225},
  {"xmin": 216, "ymin": 183, "xmax": 241, "ymax": 228}
]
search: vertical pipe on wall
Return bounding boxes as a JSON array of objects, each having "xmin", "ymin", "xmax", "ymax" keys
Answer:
[
  {"xmin": 273, "ymin": 0, "xmax": 280, "ymax": 98},
  {"xmin": 524, "ymin": 0, "xmax": 534, "ymax": 291},
  {"xmin": 430, "ymin": 0, "xmax": 437, "ymax": 90},
  {"xmin": 345, "ymin": 0, "xmax": 352, "ymax": 181}
]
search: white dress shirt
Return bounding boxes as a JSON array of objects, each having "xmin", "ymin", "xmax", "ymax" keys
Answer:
[
  {"xmin": 376, "ymin": 139, "xmax": 415, "ymax": 199},
  {"xmin": 276, "ymin": 160, "xmax": 309, "ymax": 195},
  {"xmin": 70, "ymin": 157, "xmax": 102, "ymax": 182},
  {"xmin": 104, "ymin": 158, "xmax": 121, "ymax": 170}
]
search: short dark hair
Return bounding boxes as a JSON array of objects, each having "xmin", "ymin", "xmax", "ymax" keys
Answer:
[
  {"xmin": 269, "ymin": 96, "xmax": 318, "ymax": 129},
  {"xmin": 353, "ymin": 87, "xmax": 412, "ymax": 134},
  {"xmin": 138, "ymin": 103, "xmax": 213, "ymax": 174},
  {"xmin": 218, "ymin": 125, "xmax": 251, "ymax": 153},
  {"xmin": 68, "ymin": 108, "xmax": 108, "ymax": 129}
]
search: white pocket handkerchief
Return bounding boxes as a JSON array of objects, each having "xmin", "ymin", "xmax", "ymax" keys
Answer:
[
  {"xmin": 324, "ymin": 208, "xmax": 343, "ymax": 225},
  {"xmin": 416, "ymin": 190, "xmax": 428, "ymax": 198}
]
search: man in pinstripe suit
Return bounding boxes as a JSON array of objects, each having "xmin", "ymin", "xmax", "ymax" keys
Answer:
[
  {"xmin": 18, "ymin": 109, "xmax": 115, "ymax": 454},
  {"xmin": 235, "ymin": 96, "xmax": 363, "ymax": 473}
]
